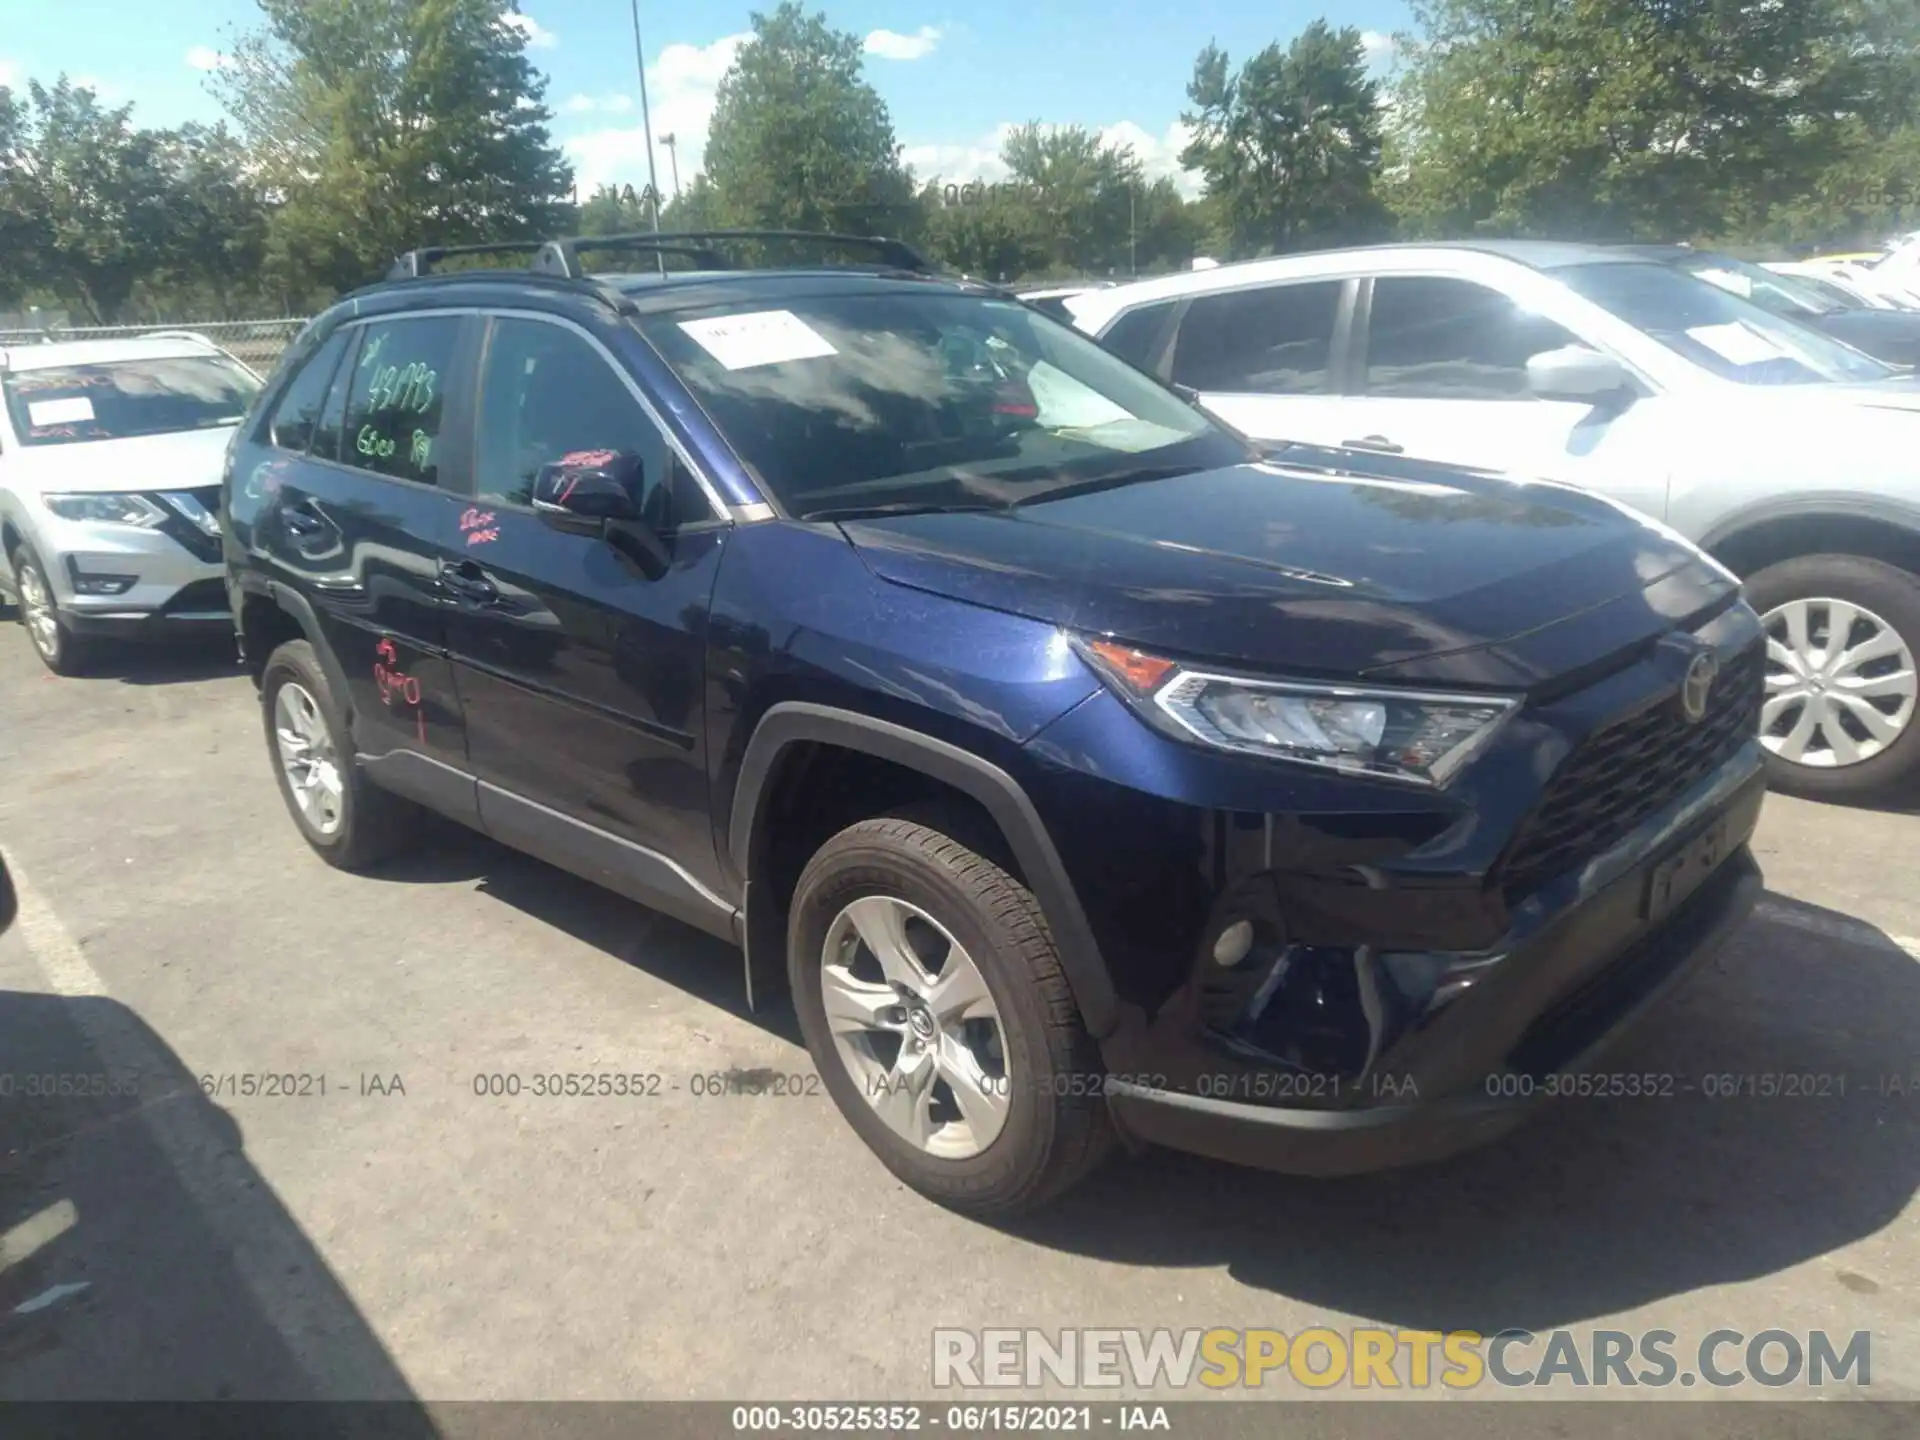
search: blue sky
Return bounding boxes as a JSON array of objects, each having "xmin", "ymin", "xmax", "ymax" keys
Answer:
[{"xmin": 0, "ymin": 0, "xmax": 1414, "ymax": 198}]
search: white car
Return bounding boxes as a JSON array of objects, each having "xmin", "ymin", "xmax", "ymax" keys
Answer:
[
  {"xmin": 0, "ymin": 336, "xmax": 262, "ymax": 673},
  {"xmin": 1064, "ymin": 241, "xmax": 1920, "ymax": 801},
  {"xmin": 1762, "ymin": 262, "xmax": 1908, "ymax": 311}
]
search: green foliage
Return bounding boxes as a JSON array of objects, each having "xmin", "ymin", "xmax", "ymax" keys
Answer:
[
  {"xmin": 216, "ymin": 0, "xmax": 574, "ymax": 296},
  {"xmin": 0, "ymin": 79, "xmax": 268, "ymax": 321},
  {"xmin": 1389, "ymin": 0, "xmax": 1918, "ymax": 243},
  {"xmin": 1181, "ymin": 21, "xmax": 1390, "ymax": 257},
  {"xmin": 701, "ymin": 2, "xmax": 915, "ymax": 236},
  {"xmin": 578, "ymin": 182, "xmax": 662, "ymax": 237}
]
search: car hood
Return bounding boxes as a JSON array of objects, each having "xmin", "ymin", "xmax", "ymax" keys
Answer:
[
  {"xmin": 0, "ymin": 425, "xmax": 236, "ymax": 496},
  {"xmin": 840, "ymin": 446, "xmax": 1733, "ymax": 691}
]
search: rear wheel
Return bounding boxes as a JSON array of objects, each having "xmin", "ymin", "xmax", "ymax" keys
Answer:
[
  {"xmin": 788, "ymin": 813, "xmax": 1112, "ymax": 1214},
  {"xmin": 1748, "ymin": 554, "xmax": 1920, "ymax": 802},
  {"xmin": 13, "ymin": 544, "xmax": 93, "ymax": 676},
  {"xmin": 261, "ymin": 639, "xmax": 421, "ymax": 868}
]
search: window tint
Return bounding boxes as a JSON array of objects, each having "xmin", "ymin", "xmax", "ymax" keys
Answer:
[
  {"xmin": 1364, "ymin": 277, "xmax": 1582, "ymax": 400},
  {"xmin": 475, "ymin": 318, "xmax": 699, "ymax": 525},
  {"xmin": 312, "ymin": 327, "xmax": 360, "ymax": 463},
  {"xmin": 1098, "ymin": 302, "xmax": 1176, "ymax": 371},
  {"xmin": 340, "ymin": 317, "xmax": 461, "ymax": 484},
  {"xmin": 1170, "ymin": 282, "xmax": 1342, "ymax": 394},
  {"xmin": 265, "ymin": 330, "xmax": 349, "ymax": 453}
]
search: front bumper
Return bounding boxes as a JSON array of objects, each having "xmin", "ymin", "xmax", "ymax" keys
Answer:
[
  {"xmin": 11, "ymin": 507, "xmax": 228, "ymax": 636},
  {"xmin": 1103, "ymin": 764, "xmax": 1766, "ymax": 1175}
]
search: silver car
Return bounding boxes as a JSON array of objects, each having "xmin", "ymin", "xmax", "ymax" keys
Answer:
[{"xmin": 0, "ymin": 336, "xmax": 261, "ymax": 673}]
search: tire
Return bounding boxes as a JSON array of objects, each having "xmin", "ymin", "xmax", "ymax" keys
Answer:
[
  {"xmin": 13, "ymin": 543, "xmax": 95, "ymax": 676},
  {"xmin": 788, "ymin": 812, "xmax": 1113, "ymax": 1215},
  {"xmin": 1746, "ymin": 553, "xmax": 1920, "ymax": 803},
  {"xmin": 260, "ymin": 638, "xmax": 421, "ymax": 868}
]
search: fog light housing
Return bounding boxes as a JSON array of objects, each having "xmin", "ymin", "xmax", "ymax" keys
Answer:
[{"xmin": 64, "ymin": 557, "xmax": 138, "ymax": 596}]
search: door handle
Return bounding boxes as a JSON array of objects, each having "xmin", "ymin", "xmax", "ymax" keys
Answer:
[
  {"xmin": 1342, "ymin": 435, "xmax": 1406, "ymax": 455},
  {"xmin": 438, "ymin": 559, "xmax": 498, "ymax": 605},
  {"xmin": 278, "ymin": 499, "xmax": 328, "ymax": 536}
]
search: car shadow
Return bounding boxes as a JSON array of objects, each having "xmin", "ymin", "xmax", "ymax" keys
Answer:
[
  {"xmin": 101, "ymin": 638, "xmax": 243, "ymax": 686},
  {"xmin": 367, "ymin": 820, "xmax": 801, "ymax": 1047},
  {"xmin": 996, "ymin": 893, "xmax": 1920, "ymax": 1334},
  {"xmin": 0, "ymin": 986, "xmax": 436, "ymax": 1420}
]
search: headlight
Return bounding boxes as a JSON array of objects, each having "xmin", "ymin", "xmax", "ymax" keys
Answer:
[
  {"xmin": 41, "ymin": 493, "xmax": 168, "ymax": 528},
  {"xmin": 1071, "ymin": 635, "xmax": 1519, "ymax": 788}
]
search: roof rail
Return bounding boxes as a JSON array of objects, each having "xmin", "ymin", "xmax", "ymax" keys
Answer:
[
  {"xmin": 531, "ymin": 229, "xmax": 933, "ymax": 279},
  {"xmin": 387, "ymin": 240, "xmax": 548, "ymax": 280}
]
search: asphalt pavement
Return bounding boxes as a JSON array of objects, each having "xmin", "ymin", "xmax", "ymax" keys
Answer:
[{"xmin": 0, "ymin": 630, "xmax": 1914, "ymax": 1432}]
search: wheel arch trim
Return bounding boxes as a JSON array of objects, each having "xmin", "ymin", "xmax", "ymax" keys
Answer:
[
  {"xmin": 729, "ymin": 702, "xmax": 1120, "ymax": 1037},
  {"xmin": 1697, "ymin": 495, "xmax": 1920, "ymax": 559}
]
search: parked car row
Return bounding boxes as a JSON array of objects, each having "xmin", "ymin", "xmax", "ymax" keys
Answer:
[{"xmin": 1061, "ymin": 240, "xmax": 1920, "ymax": 803}]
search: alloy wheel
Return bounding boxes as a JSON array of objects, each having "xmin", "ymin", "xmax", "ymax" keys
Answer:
[
  {"xmin": 818, "ymin": 894, "xmax": 1011, "ymax": 1158},
  {"xmin": 17, "ymin": 562, "xmax": 60, "ymax": 664},
  {"xmin": 273, "ymin": 681, "xmax": 345, "ymax": 836},
  {"xmin": 1761, "ymin": 596, "xmax": 1917, "ymax": 769}
]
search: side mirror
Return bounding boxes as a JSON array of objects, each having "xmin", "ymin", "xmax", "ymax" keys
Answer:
[
  {"xmin": 532, "ymin": 450, "xmax": 644, "ymax": 533},
  {"xmin": 1526, "ymin": 345, "xmax": 1632, "ymax": 403}
]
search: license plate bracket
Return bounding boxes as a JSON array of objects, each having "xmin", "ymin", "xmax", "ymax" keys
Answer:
[{"xmin": 1642, "ymin": 813, "xmax": 1735, "ymax": 923}]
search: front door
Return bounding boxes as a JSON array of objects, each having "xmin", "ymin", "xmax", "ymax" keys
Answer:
[{"xmin": 440, "ymin": 313, "xmax": 729, "ymax": 899}]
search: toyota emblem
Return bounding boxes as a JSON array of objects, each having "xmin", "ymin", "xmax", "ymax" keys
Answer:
[{"xmin": 1681, "ymin": 651, "xmax": 1719, "ymax": 724}]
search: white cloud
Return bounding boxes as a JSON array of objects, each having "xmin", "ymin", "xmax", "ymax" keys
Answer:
[
  {"xmin": 563, "ymin": 93, "xmax": 634, "ymax": 115},
  {"xmin": 498, "ymin": 10, "xmax": 557, "ymax": 49},
  {"xmin": 907, "ymin": 119, "xmax": 1203, "ymax": 200},
  {"xmin": 1360, "ymin": 30, "xmax": 1399, "ymax": 67},
  {"xmin": 864, "ymin": 25, "xmax": 942, "ymax": 62},
  {"xmin": 185, "ymin": 46, "xmax": 232, "ymax": 72},
  {"xmin": 563, "ymin": 32, "xmax": 747, "ymax": 196},
  {"xmin": 0, "ymin": 59, "xmax": 20, "ymax": 91}
]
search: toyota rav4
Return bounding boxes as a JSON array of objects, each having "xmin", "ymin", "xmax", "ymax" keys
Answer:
[{"xmin": 224, "ymin": 230, "xmax": 1767, "ymax": 1214}]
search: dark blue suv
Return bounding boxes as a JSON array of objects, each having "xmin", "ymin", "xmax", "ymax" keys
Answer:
[{"xmin": 224, "ymin": 230, "xmax": 1767, "ymax": 1213}]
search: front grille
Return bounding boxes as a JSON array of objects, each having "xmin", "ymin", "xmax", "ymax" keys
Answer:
[{"xmin": 1498, "ymin": 640, "xmax": 1763, "ymax": 902}]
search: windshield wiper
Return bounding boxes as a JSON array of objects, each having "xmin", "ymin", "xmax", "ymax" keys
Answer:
[
  {"xmin": 1010, "ymin": 464, "xmax": 1201, "ymax": 508},
  {"xmin": 798, "ymin": 501, "xmax": 1005, "ymax": 522}
]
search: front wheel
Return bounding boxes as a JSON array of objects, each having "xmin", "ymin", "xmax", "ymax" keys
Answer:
[
  {"xmin": 788, "ymin": 814, "xmax": 1112, "ymax": 1214},
  {"xmin": 1748, "ymin": 553, "xmax": 1920, "ymax": 803},
  {"xmin": 13, "ymin": 544, "xmax": 93, "ymax": 676}
]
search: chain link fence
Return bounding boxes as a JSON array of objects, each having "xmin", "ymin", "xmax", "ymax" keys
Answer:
[{"xmin": 0, "ymin": 319, "xmax": 311, "ymax": 375}]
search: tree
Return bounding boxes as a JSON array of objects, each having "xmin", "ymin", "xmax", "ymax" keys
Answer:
[
  {"xmin": 701, "ymin": 2, "xmax": 915, "ymax": 237},
  {"xmin": 149, "ymin": 124, "xmax": 272, "ymax": 317},
  {"xmin": 578, "ymin": 182, "xmax": 663, "ymax": 236},
  {"xmin": 1181, "ymin": 22, "xmax": 1389, "ymax": 257},
  {"xmin": 1001, "ymin": 123, "xmax": 1141, "ymax": 275},
  {"xmin": 0, "ymin": 79, "xmax": 183, "ymax": 321},
  {"xmin": 1388, "ymin": 0, "xmax": 1913, "ymax": 242},
  {"xmin": 216, "ymin": 0, "xmax": 573, "ymax": 297},
  {"xmin": 919, "ymin": 181, "xmax": 1050, "ymax": 281}
]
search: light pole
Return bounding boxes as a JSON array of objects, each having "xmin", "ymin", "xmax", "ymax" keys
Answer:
[
  {"xmin": 628, "ymin": 0, "xmax": 665, "ymax": 267},
  {"xmin": 662, "ymin": 132, "xmax": 682, "ymax": 201}
]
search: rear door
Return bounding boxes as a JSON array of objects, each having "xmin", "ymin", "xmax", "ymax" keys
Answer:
[
  {"xmin": 1163, "ymin": 279, "xmax": 1359, "ymax": 446},
  {"xmin": 257, "ymin": 311, "xmax": 477, "ymax": 770},
  {"xmin": 439, "ymin": 311, "xmax": 731, "ymax": 906}
]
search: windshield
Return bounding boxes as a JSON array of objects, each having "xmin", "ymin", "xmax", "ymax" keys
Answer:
[
  {"xmin": 2, "ymin": 356, "xmax": 260, "ymax": 447},
  {"xmin": 638, "ymin": 291, "xmax": 1247, "ymax": 518},
  {"xmin": 1556, "ymin": 261, "xmax": 1894, "ymax": 385}
]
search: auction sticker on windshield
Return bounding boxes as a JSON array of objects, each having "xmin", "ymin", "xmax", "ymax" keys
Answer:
[
  {"xmin": 678, "ymin": 310, "xmax": 838, "ymax": 370},
  {"xmin": 26, "ymin": 397, "xmax": 94, "ymax": 427},
  {"xmin": 1685, "ymin": 322, "xmax": 1785, "ymax": 366}
]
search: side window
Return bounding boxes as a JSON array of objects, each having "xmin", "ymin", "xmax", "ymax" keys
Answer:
[
  {"xmin": 1097, "ymin": 302, "xmax": 1177, "ymax": 372},
  {"xmin": 473, "ymin": 317, "xmax": 704, "ymax": 527},
  {"xmin": 340, "ymin": 316, "xmax": 462, "ymax": 484},
  {"xmin": 264, "ymin": 330, "xmax": 349, "ymax": 453},
  {"xmin": 312, "ymin": 327, "xmax": 361, "ymax": 464},
  {"xmin": 1364, "ymin": 277, "xmax": 1583, "ymax": 401},
  {"xmin": 1170, "ymin": 282, "xmax": 1342, "ymax": 395}
]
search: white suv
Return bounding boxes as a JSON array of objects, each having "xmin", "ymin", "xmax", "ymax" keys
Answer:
[
  {"xmin": 0, "ymin": 336, "xmax": 261, "ymax": 673},
  {"xmin": 1065, "ymin": 242, "xmax": 1920, "ymax": 802}
]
